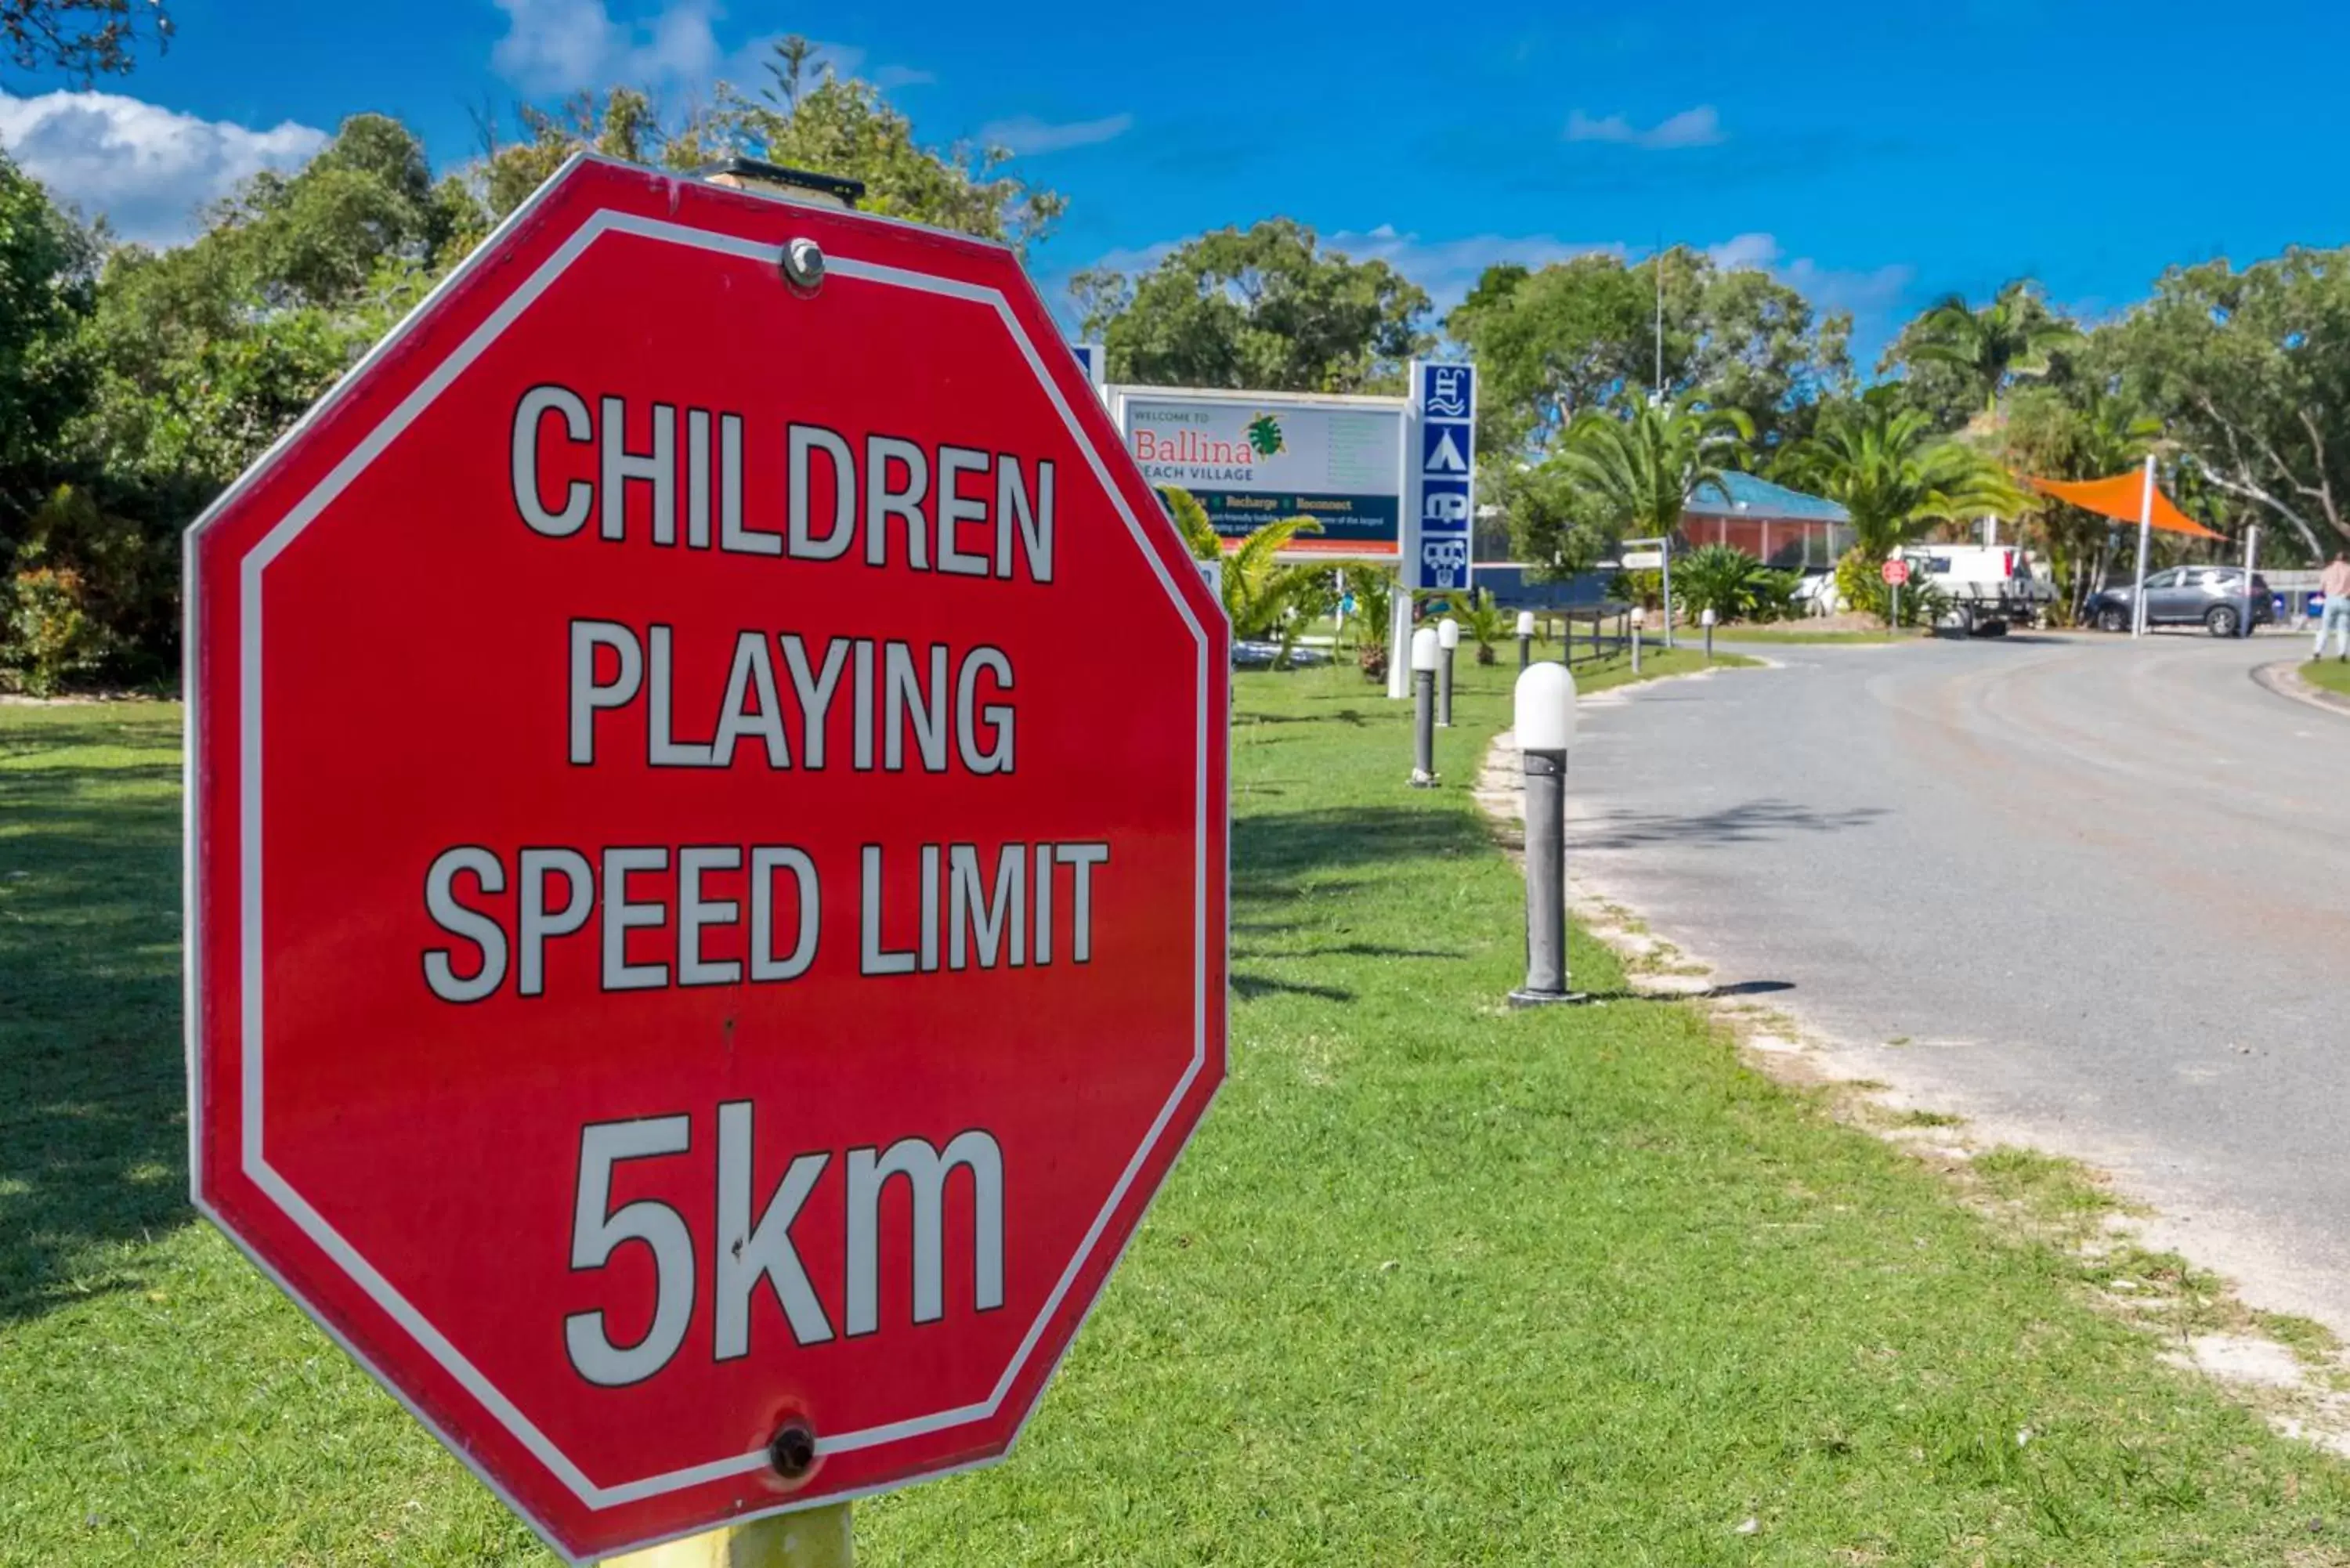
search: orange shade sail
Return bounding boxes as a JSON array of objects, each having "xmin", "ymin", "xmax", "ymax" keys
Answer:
[{"xmin": 2024, "ymin": 472, "xmax": 2223, "ymax": 540}]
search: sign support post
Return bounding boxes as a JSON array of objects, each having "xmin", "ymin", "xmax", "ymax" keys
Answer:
[
  {"xmin": 602, "ymin": 1505, "xmax": 852, "ymax": 1568},
  {"xmin": 1661, "ymin": 540, "xmax": 1676, "ymax": 650}
]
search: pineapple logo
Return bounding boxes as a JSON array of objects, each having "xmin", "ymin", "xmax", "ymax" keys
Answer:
[{"xmin": 1245, "ymin": 413, "xmax": 1285, "ymax": 459}]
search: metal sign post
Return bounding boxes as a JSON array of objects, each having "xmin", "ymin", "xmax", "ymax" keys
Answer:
[
  {"xmin": 1622, "ymin": 537, "xmax": 1672, "ymax": 648},
  {"xmin": 2243, "ymin": 524, "xmax": 2261, "ymax": 638},
  {"xmin": 2132, "ymin": 453, "xmax": 2157, "ymax": 638}
]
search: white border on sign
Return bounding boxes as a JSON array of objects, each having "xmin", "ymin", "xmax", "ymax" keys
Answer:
[{"xmin": 186, "ymin": 161, "xmax": 1216, "ymax": 1551}]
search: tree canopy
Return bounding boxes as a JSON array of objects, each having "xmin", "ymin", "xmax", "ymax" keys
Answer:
[
  {"xmin": 1447, "ymin": 246, "xmax": 1850, "ymax": 459},
  {"xmin": 5, "ymin": 0, "xmax": 168, "ymax": 79},
  {"xmin": 2097, "ymin": 250, "xmax": 2350, "ymax": 560},
  {"xmin": 1072, "ymin": 219, "xmax": 1433, "ymax": 394},
  {"xmin": 1775, "ymin": 395, "xmax": 2018, "ymax": 560},
  {"xmin": 5, "ymin": 22, "xmax": 2345, "ymax": 688},
  {"xmin": 0, "ymin": 48, "xmax": 1072, "ymax": 690},
  {"xmin": 1880, "ymin": 280, "xmax": 2077, "ymax": 422}
]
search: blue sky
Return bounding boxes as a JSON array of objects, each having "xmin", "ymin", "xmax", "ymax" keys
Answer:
[{"xmin": 5, "ymin": 0, "xmax": 2348, "ymax": 365}]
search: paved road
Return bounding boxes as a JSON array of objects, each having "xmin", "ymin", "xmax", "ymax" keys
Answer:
[{"xmin": 1567, "ymin": 629, "xmax": 2350, "ymax": 1327}]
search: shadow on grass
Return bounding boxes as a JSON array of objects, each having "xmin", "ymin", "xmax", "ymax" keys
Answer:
[
  {"xmin": 1574, "ymin": 798, "xmax": 1887, "ymax": 851},
  {"xmin": 1238, "ymin": 708, "xmax": 1372, "ymax": 728},
  {"xmin": 1232, "ymin": 804, "xmax": 1473, "ymax": 908},
  {"xmin": 1231, "ymin": 972, "xmax": 1357, "ymax": 1003},
  {"xmin": 0, "ymin": 723, "xmax": 187, "ymax": 1328}
]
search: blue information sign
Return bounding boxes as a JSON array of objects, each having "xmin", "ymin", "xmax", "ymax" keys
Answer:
[{"xmin": 1407, "ymin": 362, "xmax": 1477, "ymax": 590}]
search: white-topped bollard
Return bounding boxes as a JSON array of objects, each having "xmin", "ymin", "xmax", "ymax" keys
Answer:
[
  {"xmin": 1510, "ymin": 661, "xmax": 1585, "ymax": 1006},
  {"xmin": 1629, "ymin": 604, "xmax": 1647, "ymax": 674},
  {"xmin": 1409, "ymin": 625, "xmax": 1441, "ymax": 788},
  {"xmin": 1516, "ymin": 609, "xmax": 1537, "ymax": 670},
  {"xmin": 1700, "ymin": 604, "xmax": 1717, "ymax": 663},
  {"xmin": 1437, "ymin": 616, "xmax": 1461, "ymax": 728}
]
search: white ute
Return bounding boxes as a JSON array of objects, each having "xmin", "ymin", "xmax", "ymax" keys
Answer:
[{"xmin": 1896, "ymin": 544, "xmax": 2053, "ymax": 636}]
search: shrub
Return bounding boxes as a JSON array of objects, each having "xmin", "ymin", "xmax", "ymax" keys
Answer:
[
  {"xmin": 3, "ymin": 565, "xmax": 110, "ymax": 696},
  {"xmin": 1341, "ymin": 564, "xmax": 1394, "ymax": 681},
  {"xmin": 1455, "ymin": 588, "xmax": 1509, "ymax": 665},
  {"xmin": 1835, "ymin": 550, "xmax": 1948, "ymax": 627}
]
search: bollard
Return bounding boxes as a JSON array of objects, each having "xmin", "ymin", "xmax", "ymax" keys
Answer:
[
  {"xmin": 1509, "ymin": 662, "xmax": 1585, "ymax": 1006},
  {"xmin": 1517, "ymin": 609, "xmax": 1535, "ymax": 670},
  {"xmin": 1700, "ymin": 605, "xmax": 1717, "ymax": 663},
  {"xmin": 1437, "ymin": 616, "xmax": 1459, "ymax": 728},
  {"xmin": 1408, "ymin": 626, "xmax": 1441, "ymax": 788},
  {"xmin": 1630, "ymin": 605, "xmax": 1646, "ymax": 674},
  {"xmin": 601, "ymin": 1505, "xmax": 853, "ymax": 1568}
]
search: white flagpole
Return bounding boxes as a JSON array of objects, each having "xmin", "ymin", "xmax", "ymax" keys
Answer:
[{"xmin": 2131, "ymin": 453, "xmax": 2156, "ymax": 638}]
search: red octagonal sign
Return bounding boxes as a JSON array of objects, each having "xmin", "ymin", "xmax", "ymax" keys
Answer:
[{"xmin": 187, "ymin": 156, "xmax": 1228, "ymax": 1562}]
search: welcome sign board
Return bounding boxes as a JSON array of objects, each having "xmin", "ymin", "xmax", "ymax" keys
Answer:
[{"xmin": 1112, "ymin": 389, "xmax": 1405, "ymax": 556}]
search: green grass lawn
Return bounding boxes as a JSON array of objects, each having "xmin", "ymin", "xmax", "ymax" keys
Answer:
[
  {"xmin": 2300, "ymin": 657, "xmax": 2350, "ymax": 699},
  {"xmin": 6, "ymin": 658, "xmax": 2348, "ymax": 1566}
]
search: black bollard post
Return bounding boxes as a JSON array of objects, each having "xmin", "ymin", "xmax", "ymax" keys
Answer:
[
  {"xmin": 1516, "ymin": 609, "xmax": 1535, "ymax": 670},
  {"xmin": 1408, "ymin": 627, "xmax": 1439, "ymax": 788},
  {"xmin": 1509, "ymin": 662, "xmax": 1585, "ymax": 1006}
]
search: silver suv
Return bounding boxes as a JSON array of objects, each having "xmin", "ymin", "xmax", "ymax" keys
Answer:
[{"xmin": 2083, "ymin": 565, "xmax": 2273, "ymax": 636}]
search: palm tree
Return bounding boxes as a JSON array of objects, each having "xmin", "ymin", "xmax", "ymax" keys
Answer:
[
  {"xmin": 1158, "ymin": 486, "xmax": 1327, "ymax": 653},
  {"xmin": 1904, "ymin": 280, "xmax": 2078, "ymax": 416},
  {"xmin": 2001, "ymin": 388, "xmax": 2161, "ymax": 617},
  {"xmin": 1553, "ymin": 396, "xmax": 1755, "ymax": 540},
  {"xmin": 1779, "ymin": 398, "xmax": 2020, "ymax": 562}
]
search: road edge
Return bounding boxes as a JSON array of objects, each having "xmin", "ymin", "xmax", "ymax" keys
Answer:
[
  {"xmin": 2253, "ymin": 659, "xmax": 2350, "ymax": 719},
  {"xmin": 1473, "ymin": 724, "xmax": 2350, "ymax": 1464}
]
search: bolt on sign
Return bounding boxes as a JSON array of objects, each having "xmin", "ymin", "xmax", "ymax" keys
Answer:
[{"xmin": 184, "ymin": 155, "xmax": 1230, "ymax": 1563}]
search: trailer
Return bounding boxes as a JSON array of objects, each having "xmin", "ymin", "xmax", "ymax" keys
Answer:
[{"xmin": 1898, "ymin": 544, "xmax": 2054, "ymax": 635}]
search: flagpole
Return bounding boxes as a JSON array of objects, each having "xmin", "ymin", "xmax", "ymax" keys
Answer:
[{"xmin": 2131, "ymin": 453, "xmax": 2156, "ymax": 639}]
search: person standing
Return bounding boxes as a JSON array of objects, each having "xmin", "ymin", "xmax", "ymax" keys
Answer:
[{"xmin": 2317, "ymin": 551, "xmax": 2350, "ymax": 660}]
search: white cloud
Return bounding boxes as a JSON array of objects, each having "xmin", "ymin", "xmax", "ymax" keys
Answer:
[
  {"xmin": 0, "ymin": 87, "xmax": 327, "ymax": 246},
  {"xmin": 1565, "ymin": 104, "xmax": 1724, "ymax": 150},
  {"xmin": 1705, "ymin": 231, "xmax": 1779, "ymax": 271},
  {"xmin": 978, "ymin": 113, "xmax": 1133, "ymax": 156},
  {"xmin": 491, "ymin": 0, "xmax": 923, "ymax": 102},
  {"xmin": 1704, "ymin": 231, "xmax": 1914, "ymax": 320}
]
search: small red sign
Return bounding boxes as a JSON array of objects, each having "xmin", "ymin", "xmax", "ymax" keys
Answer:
[
  {"xmin": 1881, "ymin": 558, "xmax": 1911, "ymax": 586},
  {"xmin": 186, "ymin": 156, "xmax": 1228, "ymax": 1562}
]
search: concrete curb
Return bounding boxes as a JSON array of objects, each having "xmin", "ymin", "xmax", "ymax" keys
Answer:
[{"xmin": 2251, "ymin": 659, "xmax": 2350, "ymax": 721}]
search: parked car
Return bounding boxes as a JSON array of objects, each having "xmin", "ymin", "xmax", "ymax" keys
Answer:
[
  {"xmin": 1791, "ymin": 571, "xmax": 1844, "ymax": 616},
  {"xmin": 2081, "ymin": 566, "xmax": 2273, "ymax": 636}
]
